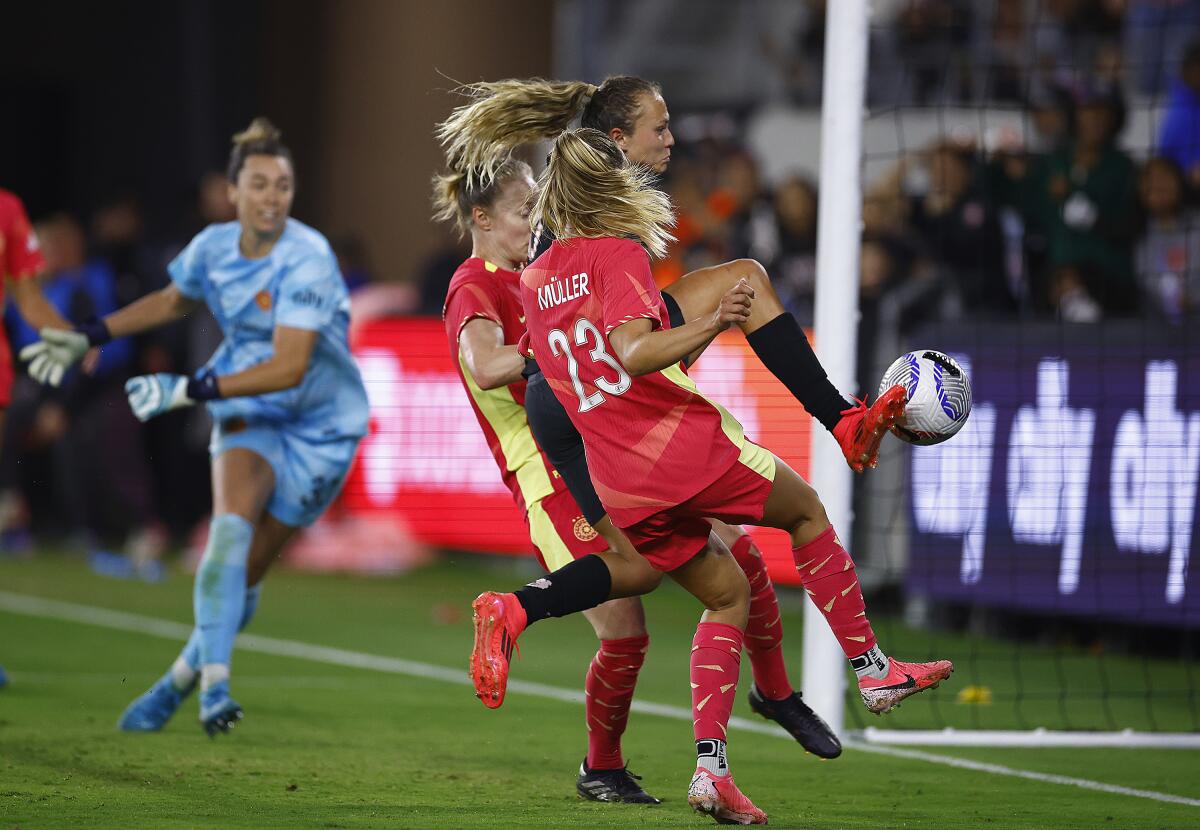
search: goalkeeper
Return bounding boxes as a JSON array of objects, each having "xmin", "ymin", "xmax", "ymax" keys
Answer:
[{"xmin": 20, "ymin": 118, "xmax": 369, "ymax": 737}]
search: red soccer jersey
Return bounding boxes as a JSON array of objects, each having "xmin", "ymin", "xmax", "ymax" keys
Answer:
[
  {"xmin": 520, "ymin": 237, "xmax": 746, "ymax": 528},
  {"xmin": 0, "ymin": 189, "xmax": 45, "ymax": 295},
  {"xmin": 444, "ymin": 257, "xmax": 562, "ymax": 514}
]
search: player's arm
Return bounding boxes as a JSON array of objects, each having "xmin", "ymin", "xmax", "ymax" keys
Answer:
[
  {"xmin": 459, "ymin": 318, "xmax": 524, "ymax": 390},
  {"xmin": 19, "ymin": 283, "xmax": 202, "ymax": 387},
  {"xmin": 608, "ymin": 278, "xmax": 753, "ymax": 377},
  {"xmin": 103, "ymin": 283, "xmax": 201, "ymax": 338},
  {"xmin": 124, "ymin": 324, "xmax": 317, "ymax": 422},
  {"xmin": 6, "ymin": 276, "xmax": 71, "ymax": 331}
]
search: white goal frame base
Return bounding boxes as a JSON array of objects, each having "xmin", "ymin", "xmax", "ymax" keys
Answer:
[{"xmin": 853, "ymin": 727, "xmax": 1200, "ymax": 749}]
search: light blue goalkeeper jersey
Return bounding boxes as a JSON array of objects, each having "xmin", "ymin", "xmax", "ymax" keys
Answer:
[{"xmin": 168, "ymin": 218, "xmax": 369, "ymax": 444}]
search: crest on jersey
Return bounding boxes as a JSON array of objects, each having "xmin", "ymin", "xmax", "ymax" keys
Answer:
[
  {"xmin": 256, "ymin": 290, "xmax": 272, "ymax": 311},
  {"xmin": 573, "ymin": 516, "xmax": 598, "ymax": 542}
]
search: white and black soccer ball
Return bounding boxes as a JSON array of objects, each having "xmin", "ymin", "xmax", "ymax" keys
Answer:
[{"xmin": 878, "ymin": 350, "xmax": 972, "ymax": 446}]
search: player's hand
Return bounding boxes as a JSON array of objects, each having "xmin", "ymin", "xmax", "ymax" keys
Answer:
[
  {"xmin": 712, "ymin": 278, "xmax": 754, "ymax": 332},
  {"xmin": 125, "ymin": 373, "xmax": 194, "ymax": 422},
  {"xmin": 18, "ymin": 328, "xmax": 91, "ymax": 387}
]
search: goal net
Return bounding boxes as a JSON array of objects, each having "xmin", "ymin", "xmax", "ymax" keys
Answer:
[{"xmin": 841, "ymin": 0, "xmax": 1200, "ymax": 747}]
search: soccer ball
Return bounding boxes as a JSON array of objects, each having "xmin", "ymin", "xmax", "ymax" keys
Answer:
[{"xmin": 878, "ymin": 350, "xmax": 972, "ymax": 446}]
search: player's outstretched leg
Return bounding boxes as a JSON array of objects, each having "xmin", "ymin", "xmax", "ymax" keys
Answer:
[
  {"xmin": 761, "ymin": 460, "xmax": 953, "ymax": 716},
  {"xmin": 722, "ymin": 526, "xmax": 841, "ymax": 759},
  {"xmin": 119, "ymin": 586, "xmax": 262, "ymax": 732},
  {"xmin": 0, "ymin": 665, "xmax": 7, "ymax": 689},
  {"xmin": 794, "ymin": 525, "xmax": 952, "ymax": 714},
  {"xmin": 193, "ymin": 513, "xmax": 255, "ymax": 736}
]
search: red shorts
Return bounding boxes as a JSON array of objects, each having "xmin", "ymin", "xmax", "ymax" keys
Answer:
[
  {"xmin": 527, "ymin": 486, "xmax": 608, "ymax": 571},
  {"xmin": 0, "ymin": 337, "xmax": 13, "ymax": 408},
  {"xmin": 622, "ymin": 442, "xmax": 777, "ymax": 572}
]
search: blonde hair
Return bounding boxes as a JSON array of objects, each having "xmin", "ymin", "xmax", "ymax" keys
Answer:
[
  {"xmin": 534, "ymin": 129, "xmax": 675, "ymax": 259},
  {"xmin": 227, "ymin": 117, "xmax": 291, "ymax": 181},
  {"xmin": 431, "ymin": 157, "xmax": 534, "ymax": 236},
  {"xmin": 437, "ymin": 79, "xmax": 596, "ymax": 186}
]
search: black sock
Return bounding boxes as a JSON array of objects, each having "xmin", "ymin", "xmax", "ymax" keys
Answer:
[
  {"xmin": 514, "ymin": 554, "xmax": 613, "ymax": 626},
  {"xmin": 746, "ymin": 313, "xmax": 852, "ymax": 433}
]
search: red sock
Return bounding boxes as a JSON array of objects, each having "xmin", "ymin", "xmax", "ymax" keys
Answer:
[
  {"xmin": 792, "ymin": 526, "xmax": 877, "ymax": 657},
  {"xmin": 691, "ymin": 622, "xmax": 744, "ymax": 746},
  {"xmin": 730, "ymin": 534, "xmax": 793, "ymax": 700},
  {"xmin": 585, "ymin": 635, "xmax": 648, "ymax": 769}
]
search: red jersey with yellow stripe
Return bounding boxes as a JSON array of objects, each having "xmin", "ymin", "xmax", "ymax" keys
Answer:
[
  {"xmin": 520, "ymin": 237, "xmax": 746, "ymax": 528},
  {"xmin": 444, "ymin": 257, "xmax": 561, "ymax": 514}
]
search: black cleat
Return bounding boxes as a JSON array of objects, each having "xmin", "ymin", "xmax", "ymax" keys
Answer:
[
  {"xmin": 576, "ymin": 759, "xmax": 662, "ymax": 804},
  {"xmin": 748, "ymin": 684, "xmax": 842, "ymax": 759},
  {"xmin": 199, "ymin": 682, "xmax": 244, "ymax": 737}
]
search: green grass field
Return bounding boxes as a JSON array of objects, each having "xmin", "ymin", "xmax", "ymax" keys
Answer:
[{"xmin": 1, "ymin": 552, "xmax": 1198, "ymax": 829}]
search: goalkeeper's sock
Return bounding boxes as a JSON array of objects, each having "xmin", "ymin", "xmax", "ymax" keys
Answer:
[
  {"xmin": 792, "ymin": 526, "xmax": 878, "ymax": 660},
  {"xmin": 746, "ymin": 313, "xmax": 852, "ymax": 433},
  {"xmin": 585, "ymin": 634, "xmax": 649, "ymax": 770},
  {"xmin": 193, "ymin": 514, "xmax": 254, "ymax": 691},
  {"xmin": 729, "ymin": 534, "xmax": 793, "ymax": 700},
  {"xmin": 513, "ymin": 554, "xmax": 612, "ymax": 627},
  {"xmin": 173, "ymin": 585, "xmax": 262, "ymax": 692},
  {"xmin": 691, "ymin": 622, "xmax": 744, "ymax": 776}
]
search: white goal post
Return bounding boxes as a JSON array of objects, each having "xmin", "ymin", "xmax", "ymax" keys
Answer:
[{"xmin": 808, "ymin": 0, "xmax": 1200, "ymax": 751}]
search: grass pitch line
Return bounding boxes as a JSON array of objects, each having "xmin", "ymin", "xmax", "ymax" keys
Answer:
[{"xmin": 2, "ymin": 589, "xmax": 1198, "ymax": 809}]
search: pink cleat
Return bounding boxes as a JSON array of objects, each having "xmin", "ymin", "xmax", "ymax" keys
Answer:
[
  {"xmin": 859, "ymin": 657, "xmax": 954, "ymax": 714},
  {"xmin": 687, "ymin": 768, "xmax": 768, "ymax": 825}
]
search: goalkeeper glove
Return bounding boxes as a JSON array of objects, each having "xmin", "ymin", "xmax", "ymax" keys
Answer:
[
  {"xmin": 125, "ymin": 370, "xmax": 221, "ymax": 422},
  {"xmin": 19, "ymin": 319, "xmax": 111, "ymax": 387}
]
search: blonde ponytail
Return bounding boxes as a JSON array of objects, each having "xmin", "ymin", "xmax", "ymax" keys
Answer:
[
  {"xmin": 534, "ymin": 129, "xmax": 675, "ymax": 259},
  {"xmin": 436, "ymin": 79, "xmax": 597, "ymax": 186}
]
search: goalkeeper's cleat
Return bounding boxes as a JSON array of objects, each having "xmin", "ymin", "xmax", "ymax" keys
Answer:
[
  {"xmin": 859, "ymin": 657, "xmax": 954, "ymax": 715},
  {"xmin": 832, "ymin": 385, "xmax": 908, "ymax": 473},
  {"xmin": 687, "ymin": 768, "xmax": 768, "ymax": 825},
  {"xmin": 576, "ymin": 759, "xmax": 662, "ymax": 805},
  {"xmin": 469, "ymin": 591, "xmax": 525, "ymax": 710},
  {"xmin": 199, "ymin": 681, "xmax": 244, "ymax": 737},
  {"xmin": 118, "ymin": 671, "xmax": 194, "ymax": 732},
  {"xmin": 747, "ymin": 684, "xmax": 842, "ymax": 759}
]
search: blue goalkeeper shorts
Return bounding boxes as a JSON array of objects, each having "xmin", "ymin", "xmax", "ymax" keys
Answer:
[{"xmin": 210, "ymin": 419, "xmax": 361, "ymax": 528}]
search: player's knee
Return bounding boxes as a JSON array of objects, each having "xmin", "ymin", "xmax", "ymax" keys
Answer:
[{"xmin": 733, "ymin": 258, "xmax": 770, "ymax": 293}]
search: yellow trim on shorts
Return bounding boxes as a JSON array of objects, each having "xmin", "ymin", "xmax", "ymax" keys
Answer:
[
  {"xmin": 527, "ymin": 498, "xmax": 576, "ymax": 571},
  {"xmin": 738, "ymin": 441, "xmax": 776, "ymax": 482}
]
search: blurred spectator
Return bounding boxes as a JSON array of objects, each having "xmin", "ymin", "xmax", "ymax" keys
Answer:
[
  {"xmin": 1126, "ymin": 0, "xmax": 1200, "ymax": 96},
  {"xmin": 0, "ymin": 213, "xmax": 160, "ymax": 554},
  {"xmin": 979, "ymin": 0, "xmax": 1030, "ymax": 103},
  {"xmin": 909, "ymin": 142, "xmax": 1013, "ymax": 315},
  {"xmin": 747, "ymin": 175, "xmax": 818, "ymax": 320},
  {"xmin": 332, "ymin": 234, "xmax": 373, "ymax": 293},
  {"xmin": 1157, "ymin": 38, "xmax": 1200, "ymax": 190},
  {"xmin": 1023, "ymin": 81, "xmax": 1138, "ymax": 317},
  {"xmin": 1135, "ymin": 156, "xmax": 1200, "ymax": 319},
  {"xmin": 417, "ymin": 227, "xmax": 469, "ymax": 315},
  {"xmin": 892, "ymin": 0, "xmax": 975, "ymax": 105}
]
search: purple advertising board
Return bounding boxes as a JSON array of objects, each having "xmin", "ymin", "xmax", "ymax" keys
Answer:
[{"xmin": 906, "ymin": 323, "xmax": 1200, "ymax": 628}]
